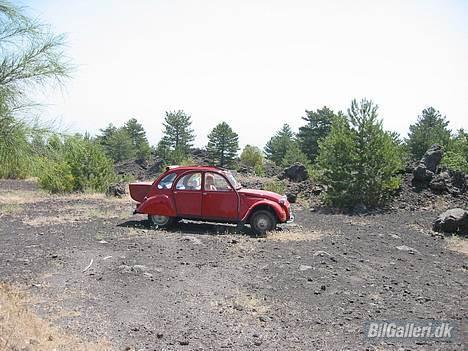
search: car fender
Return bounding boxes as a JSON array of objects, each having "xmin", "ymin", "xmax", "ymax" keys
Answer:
[
  {"xmin": 241, "ymin": 199, "xmax": 287, "ymax": 223},
  {"xmin": 136, "ymin": 194, "xmax": 176, "ymax": 217}
]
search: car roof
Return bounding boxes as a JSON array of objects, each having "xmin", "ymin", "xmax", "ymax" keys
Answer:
[{"xmin": 165, "ymin": 165, "xmax": 230, "ymax": 173}]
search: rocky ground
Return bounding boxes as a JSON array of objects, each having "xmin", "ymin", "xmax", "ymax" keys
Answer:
[{"xmin": 0, "ymin": 179, "xmax": 466, "ymax": 350}]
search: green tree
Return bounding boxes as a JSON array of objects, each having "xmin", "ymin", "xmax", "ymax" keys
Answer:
[
  {"xmin": 318, "ymin": 99, "xmax": 402, "ymax": 208},
  {"xmin": 442, "ymin": 129, "xmax": 468, "ymax": 172},
  {"xmin": 281, "ymin": 141, "xmax": 310, "ymax": 167},
  {"xmin": 123, "ymin": 118, "xmax": 151, "ymax": 160},
  {"xmin": 206, "ymin": 122, "xmax": 239, "ymax": 167},
  {"xmin": 264, "ymin": 124, "xmax": 294, "ymax": 165},
  {"xmin": 161, "ymin": 110, "xmax": 195, "ymax": 162},
  {"xmin": 240, "ymin": 145, "xmax": 264, "ymax": 170},
  {"xmin": 297, "ymin": 106, "xmax": 339, "ymax": 162},
  {"xmin": 106, "ymin": 128, "xmax": 135, "ymax": 162},
  {"xmin": 0, "ymin": 2, "xmax": 70, "ymax": 179},
  {"xmin": 406, "ymin": 107, "xmax": 451, "ymax": 160}
]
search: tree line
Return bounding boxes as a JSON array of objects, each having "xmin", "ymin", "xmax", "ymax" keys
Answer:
[{"xmin": 0, "ymin": 2, "xmax": 466, "ymax": 208}]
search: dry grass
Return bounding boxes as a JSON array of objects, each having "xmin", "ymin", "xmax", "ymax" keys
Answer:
[
  {"xmin": 0, "ymin": 204, "xmax": 22, "ymax": 215},
  {"xmin": 446, "ymin": 236, "xmax": 468, "ymax": 256},
  {"xmin": 266, "ymin": 227, "xmax": 325, "ymax": 241},
  {"xmin": 0, "ymin": 283, "xmax": 110, "ymax": 351},
  {"xmin": 23, "ymin": 204, "xmax": 130, "ymax": 227}
]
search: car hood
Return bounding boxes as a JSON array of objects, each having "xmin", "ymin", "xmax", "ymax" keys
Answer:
[{"xmin": 238, "ymin": 188, "xmax": 284, "ymax": 202}]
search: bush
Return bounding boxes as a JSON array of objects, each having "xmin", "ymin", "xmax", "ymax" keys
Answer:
[
  {"xmin": 37, "ymin": 158, "xmax": 74, "ymax": 193},
  {"xmin": 263, "ymin": 180, "xmax": 287, "ymax": 195},
  {"xmin": 317, "ymin": 99, "xmax": 403, "ymax": 208},
  {"xmin": 240, "ymin": 145, "xmax": 264, "ymax": 168},
  {"xmin": 37, "ymin": 135, "xmax": 116, "ymax": 193},
  {"xmin": 441, "ymin": 151, "xmax": 468, "ymax": 172}
]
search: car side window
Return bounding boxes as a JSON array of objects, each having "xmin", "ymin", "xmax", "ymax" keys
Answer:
[
  {"xmin": 175, "ymin": 172, "xmax": 201, "ymax": 191},
  {"xmin": 157, "ymin": 173, "xmax": 176, "ymax": 189},
  {"xmin": 204, "ymin": 172, "xmax": 232, "ymax": 192}
]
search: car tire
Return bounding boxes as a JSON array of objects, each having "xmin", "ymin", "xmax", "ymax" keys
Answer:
[
  {"xmin": 148, "ymin": 214, "xmax": 174, "ymax": 228},
  {"xmin": 250, "ymin": 210, "xmax": 276, "ymax": 236}
]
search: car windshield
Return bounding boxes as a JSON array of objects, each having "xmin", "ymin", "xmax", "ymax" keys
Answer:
[{"xmin": 224, "ymin": 171, "xmax": 241, "ymax": 189}]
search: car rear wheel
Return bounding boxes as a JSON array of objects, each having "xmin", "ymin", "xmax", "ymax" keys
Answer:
[
  {"xmin": 250, "ymin": 210, "xmax": 276, "ymax": 236},
  {"xmin": 148, "ymin": 214, "xmax": 174, "ymax": 228}
]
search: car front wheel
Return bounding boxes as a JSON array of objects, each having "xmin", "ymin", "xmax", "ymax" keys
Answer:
[
  {"xmin": 148, "ymin": 214, "xmax": 174, "ymax": 228},
  {"xmin": 250, "ymin": 210, "xmax": 276, "ymax": 236}
]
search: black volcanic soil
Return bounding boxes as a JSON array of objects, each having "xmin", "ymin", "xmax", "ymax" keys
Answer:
[{"xmin": 0, "ymin": 180, "xmax": 466, "ymax": 350}]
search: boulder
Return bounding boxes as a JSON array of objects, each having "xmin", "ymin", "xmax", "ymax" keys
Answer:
[
  {"xmin": 106, "ymin": 182, "xmax": 127, "ymax": 197},
  {"xmin": 285, "ymin": 192, "xmax": 297, "ymax": 204},
  {"xmin": 413, "ymin": 164, "xmax": 434, "ymax": 183},
  {"xmin": 429, "ymin": 171, "xmax": 450, "ymax": 192},
  {"xmin": 420, "ymin": 144, "xmax": 444, "ymax": 172},
  {"xmin": 279, "ymin": 163, "xmax": 309, "ymax": 182},
  {"xmin": 412, "ymin": 144, "xmax": 443, "ymax": 183},
  {"xmin": 433, "ymin": 208, "xmax": 468, "ymax": 235}
]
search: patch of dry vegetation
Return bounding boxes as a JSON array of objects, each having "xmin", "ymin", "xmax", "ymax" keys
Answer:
[
  {"xmin": 446, "ymin": 236, "xmax": 468, "ymax": 256},
  {"xmin": 266, "ymin": 227, "xmax": 325, "ymax": 241},
  {"xmin": 0, "ymin": 283, "xmax": 110, "ymax": 351}
]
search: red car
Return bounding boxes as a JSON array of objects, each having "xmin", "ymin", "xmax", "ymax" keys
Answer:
[{"xmin": 129, "ymin": 166, "xmax": 293, "ymax": 235}]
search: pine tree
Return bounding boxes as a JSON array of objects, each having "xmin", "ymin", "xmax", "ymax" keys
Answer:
[
  {"xmin": 264, "ymin": 124, "xmax": 294, "ymax": 165},
  {"xmin": 406, "ymin": 107, "xmax": 451, "ymax": 160},
  {"xmin": 106, "ymin": 128, "xmax": 135, "ymax": 162},
  {"xmin": 297, "ymin": 106, "xmax": 339, "ymax": 162},
  {"xmin": 123, "ymin": 118, "xmax": 151, "ymax": 160},
  {"xmin": 206, "ymin": 122, "xmax": 239, "ymax": 167},
  {"xmin": 281, "ymin": 142, "xmax": 310, "ymax": 167},
  {"xmin": 318, "ymin": 99, "xmax": 402, "ymax": 208},
  {"xmin": 161, "ymin": 110, "xmax": 195, "ymax": 161}
]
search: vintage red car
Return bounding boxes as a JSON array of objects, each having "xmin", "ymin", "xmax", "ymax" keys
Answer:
[{"xmin": 129, "ymin": 166, "xmax": 293, "ymax": 235}]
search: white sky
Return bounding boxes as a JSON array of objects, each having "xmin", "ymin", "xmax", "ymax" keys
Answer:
[{"xmin": 27, "ymin": 0, "xmax": 468, "ymax": 148}]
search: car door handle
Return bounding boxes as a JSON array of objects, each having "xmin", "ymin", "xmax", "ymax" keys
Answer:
[{"xmin": 202, "ymin": 192, "xmax": 208, "ymax": 195}]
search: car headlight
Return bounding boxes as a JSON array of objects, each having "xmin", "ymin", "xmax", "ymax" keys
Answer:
[{"xmin": 279, "ymin": 195, "xmax": 287, "ymax": 205}]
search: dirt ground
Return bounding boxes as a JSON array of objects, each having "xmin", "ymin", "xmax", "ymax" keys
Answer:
[{"xmin": 0, "ymin": 180, "xmax": 466, "ymax": 351}]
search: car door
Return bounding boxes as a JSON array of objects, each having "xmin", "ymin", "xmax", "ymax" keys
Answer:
[
  {"xmin": 202, "ymin": 172, "xmax": 239, "ymax": 220},
  {"xmin": 173, "ymin": 172, "xmax": 202, "ymax": 217}
]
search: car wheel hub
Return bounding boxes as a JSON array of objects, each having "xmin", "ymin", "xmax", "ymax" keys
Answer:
[
  {"xmin": 150, "ymin": 215, "xmax": 169, "ymax": 226},
  {"xmin": 256, "ymin": 215, "xmax": 270, "ymax": 230}
]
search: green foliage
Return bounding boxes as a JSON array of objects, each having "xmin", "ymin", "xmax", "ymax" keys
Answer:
[
  {"xmin": 159, "ymin": 110, "xmax": 195, "ymax": 163},
  {"xmin": 207, "ymin": 122, "xmax": 239, "ymax": 167},
  {"xmin": 442, "ymin": 151, "xmax": 468, "ymax": 172},
  {"xmin": 0, "ymin": 112, "xmax": 32, "ymax": 178},
  {"xmin": 0, "ymin": 1, "xmax": 70, "ymax": 111},
  {"xmin": 37, "ymin": 157, "xmax": 74, "ymax": 193},
  {"xmin": 263, "ymin": 180, "xmax": 287, "ymax": 195},
  {"xmin": 97, "ymin": 118, "xmax": 151, "ymax": 163},
  {"xmin": 37, "ymin": 135, "xmax": 116, "ymax": 193},
  {"xmin": 281, "ymin": 141, "xmax": 311, "ymax": 167},
  {"xmin": 406, "ymin": 107, "xmax": 451, "ymax": 160},
  {"xmin": 318, "ymin": 99, "xmax": 403, "ymax": 208},
  {"xmin": 106, "ymin": 128, "xmax": 135, "ymax": 162},
  {"xmin": 264, "ymin": 124, "xmax": 294, "ymax": 165},
  {"xmin": 123, "ymin": 118, "xmax": 152, "ymax": 160},
  {"xmin": 240, "ymin": 145, "xmax": 264, "ymax": 169},
  {"xmin": 297, "ymin": 107, "xmax": 339, "ymax": 162},
  {"xmin": 442, "ymin": 129, "xmax": 468, "ymax": 172}
]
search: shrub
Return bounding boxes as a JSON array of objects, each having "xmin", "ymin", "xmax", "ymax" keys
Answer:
[
  {"xmin": 441, "ymin": 151, "xmax": 468, "ymax": 172},
  {"xmin": 37, "ymin": 158, "xmax": 74, "ymax": 193},
  {"xmin": 240, "ymin": 145, "xmax": 264, "ymax": 168},
  {"xmin": 37, "ymin": 135, "xmax": 116, "ymax": 193},
  {"xmin": 317, "ymin": 99, "xmax": 403, "ymax": 208},
  {"xmin": 263, "ymin": 180, "xmax": 287, "ymax": 195}
]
